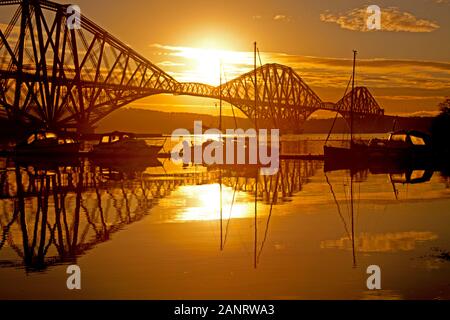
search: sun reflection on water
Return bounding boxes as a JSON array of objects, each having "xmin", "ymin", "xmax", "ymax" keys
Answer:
[{"xmin": 175, "ymin": 184, "xmax": 254, "ymax": 221}]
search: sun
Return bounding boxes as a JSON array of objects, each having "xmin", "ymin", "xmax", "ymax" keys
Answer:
[
  {"xmin": 194, "ymin": 49, "xmax": 223, "ymax": 85},
  {"xmin": 167, "ymin": 45, "xmax": 253, "ymax": 86}
]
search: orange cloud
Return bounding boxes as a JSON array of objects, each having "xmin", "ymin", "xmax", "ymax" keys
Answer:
[
  {"xmin": 273, "ymin": 14, "xmax": 291, "ymax": 22},
  {"xmin": 320, "ymin": 6, "xmax": 440, "ymax": 33},
  {"xmin": 148, "ymin": 44, "xmax": 450, "ymax": 114}
]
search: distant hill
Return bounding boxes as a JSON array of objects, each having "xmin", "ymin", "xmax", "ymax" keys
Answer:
[
  {"xmin": 96, "ymin": 109, "xmax": 253, "ymax": 134},
  {"xmin": 304, "ymin": 115, "xmax": 433, "ymax": 134},
  {"xmin": 96, "ymin": 108, "xmax": 433, "ymax": 134}
]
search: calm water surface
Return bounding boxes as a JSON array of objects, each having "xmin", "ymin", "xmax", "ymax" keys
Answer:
[{"xmin": 0, "ymin": 135, "xmax": 449, "ymax": 299}]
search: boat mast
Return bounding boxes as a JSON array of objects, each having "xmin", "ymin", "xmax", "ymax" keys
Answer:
[
  {"xmin": 350, "ymin": 170, "xmax": 356, "ymax": 267},
  {"xmin": 350, "ymin": 50, "xmax": 357, "ymax": 146},
  {"xmin": 254, "ymin": 41, "xmax": 258, "ymax": 269},
  {"xmin": 219, "ymin": 61, "xmax": 223, "ymax": 132},
  {"xmin": 350, "ymin": 50, "xmax": 357, "ymax": 266},
  {"xmin": 219, "ymin": 61, "xmax": 223, "ymax": 250},
  {"xmin": 254, "ymin": 42, "xmax": 258, "ymax": 131}
]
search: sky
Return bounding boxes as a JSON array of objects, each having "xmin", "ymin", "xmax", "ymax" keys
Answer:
[{"xmin": 2, "ymin": 0, "xmax": 450, "ymax": 117}]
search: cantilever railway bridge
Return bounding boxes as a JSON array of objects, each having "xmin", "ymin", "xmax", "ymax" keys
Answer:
[{"xmin": 0, "ymin": 0, "xmax": 384, "ymax": 133}]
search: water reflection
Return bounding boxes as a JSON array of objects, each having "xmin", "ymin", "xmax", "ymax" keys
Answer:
[
  {"xmin": 321, "ymin": 231, "xmax": 438, "ymax": 253},
  {"xmin": 0, "ymin": 159, "xmax": 157, "ymax": 271},
  {"xmin": 177, "ymin": 184, "xmax": 251, "ymax": 221},
  {"xmin": 0, "ymin": 155, "xmax": 321, "ymax": 272},
  {"xmin": 327, "ymin": 164, "xmax": 448, "ymax": 258},
  {"xmin": 0, "ymin": 143, "xmax": 449, "ymax": 298}
]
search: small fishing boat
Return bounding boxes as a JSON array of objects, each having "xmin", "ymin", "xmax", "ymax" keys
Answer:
[
  {"xmin": 15, "ymin": 130, "xmax": 80, "ymax": 156},
  {"xmin": 367, "ymin": 130, "xmax": 432, "ymax": 161},
  {"xmin": 91, "ymin": 131, "xmax": 162, "ymax": 158}
]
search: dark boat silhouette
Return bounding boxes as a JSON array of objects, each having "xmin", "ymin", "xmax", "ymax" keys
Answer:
[
  {"xmin": 367, "ymin": 130, "xmax": 432, "ymax": 161},
  {"xmin": 91, "ymin": 131, "xmax": 163, "ymax": 158},
  {"xmin": 325, "ymin": 130, "xmax": 433, "ymax": 172},
  {"xmin": 15, "ymin": 130, "xmax": 80, "ymax": 156},
  {"xmin": 324, "ymin": 51, "xmax": 433, "ymax": 172}
]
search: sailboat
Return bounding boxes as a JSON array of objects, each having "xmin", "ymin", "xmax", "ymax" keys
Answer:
[
  {"xmin": 203, "ymin": 43, "xmax": 272, "ymax": 170},
  {"xmin": 324, "ymin": 50, "xmax": 368, "ymax": 171}
]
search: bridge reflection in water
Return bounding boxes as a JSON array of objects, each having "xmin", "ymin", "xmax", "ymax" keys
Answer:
[{"xmin": 0, "ymin": 157, "xmax": 320, "ymax": 272}]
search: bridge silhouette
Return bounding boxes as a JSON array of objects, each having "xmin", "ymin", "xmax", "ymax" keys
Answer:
[
  {"xmin": 0, "ymin": 158, "xmax": 320, "ymax": 271},
  {"xmin": 0, "ymin": 0, "xmax": 384, "ymax": 133}
]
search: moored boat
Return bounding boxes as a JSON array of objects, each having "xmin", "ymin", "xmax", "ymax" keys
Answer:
[
  {"xmin": 324, "ymin": 50, "xmax": 369, "ymax": 171},
  {"xmin": 91, "ymin": 131, "xmax": 162, "ymax": 158},
  {"xmin": 15, "ymin": 130, "xmax": 80, "ymax": 156},
  {"xmin": 367, "ymin": 130, "xmax": 432, "ymax": 162}
]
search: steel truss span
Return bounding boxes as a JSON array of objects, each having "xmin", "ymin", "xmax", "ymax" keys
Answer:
[{"xmin": 0, "ymin": 0, "xmax": 384, "ymax": 133}]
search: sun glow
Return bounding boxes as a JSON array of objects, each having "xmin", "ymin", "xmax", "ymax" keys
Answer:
[{"xmin": 155, "ymin": 44, "xmax": 254, "ymax": 86}]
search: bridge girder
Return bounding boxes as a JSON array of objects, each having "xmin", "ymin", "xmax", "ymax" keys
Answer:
[
  {"xmin": 0, "ymin": 0, "xmax": 177, "ymax": 130},
  {"xmin": 176, "ymin": 65, "xmax": 384, "ymax": 132},
  {"xmin": 0, "ymin": 0, "xmax": 385, "ymax": 133},
  {"xmin": 175, "ymin": 64, "xmax": 324, "ymax": 132},
  {"xmin": 335, "ymin": 86, "xmax": 384, "ymax": 117}
]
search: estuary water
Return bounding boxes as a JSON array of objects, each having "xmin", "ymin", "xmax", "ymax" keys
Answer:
[{"xmin": 0, "ymin": 135, "xmax": 449, "ymax": 299}]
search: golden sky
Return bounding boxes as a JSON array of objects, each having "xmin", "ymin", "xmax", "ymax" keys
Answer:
[
  {"xmin": 147, "ymin": 44, "xmax": 450, "ymax": 116},
  {"xmin": 2, "ymin": 0, "xmax": 449, "ymax": 117}
]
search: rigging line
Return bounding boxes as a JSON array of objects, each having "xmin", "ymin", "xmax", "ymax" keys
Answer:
[
  {"xmin": 226, "ymin": 177, "xmax": 251, "ymax": 255},
  {"xmin": 257, "ymin": 47, "xmax": 278, "ymax": 128},
  {"xmin": 253, "ymin": 42, "xmax": 258, "ymax": 269},
  {"xmin": 223, "ymin": 177, "xmax": 239, "ymax": 247},
  {"xmin": 389, "ymin": 174, "xmax": 399, "ymax": 200},
  {"xmin": 254, "ymin": 168, "xmax": 258, "ymax": 269},
  {"xmin": 220, "ymin": 170, "xmax": 223, "ymax": 251},
  {"xmin": 223, "ymin": 69, "xmax": 238, "ymax": 130},
  {"xmin": 218, "ymin": 60, "xmax": 224, "ymax": 251},
  {"xmin": 357, "ymin": 178, "xmax": 362, "ymax": 219},
  {"xmin": 325, "ymin": 173, "xmax": 351, "ymax": 239},
  {"xmin": 350, "ymin": 172, "xmax": 357, "ymax": 268},
  {"xmin": 257, "ymin": 171, "xmax": 280, "ymax": 263},
  {"xmin": 406, "ymin": 183, "xmax": 409, "ymax": 200},
  {"xmin": 231, "ymin": 101, "xmax": 238, "ymax": 129},
  {"xmin": 341, "ymin": 173, "xmax": 351, "ymax": 220},
  {"xmin": 325, "ymin": 74, "xmax": 353, "ymax": 145},
  {"xmin": 219, "ymin": 60, "xmax": 223, "ymax": 132}
]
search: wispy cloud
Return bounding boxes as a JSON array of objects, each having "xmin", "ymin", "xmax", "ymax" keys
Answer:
[
  {"xmin": 149, "ymin": 44, "xmax": 450, "ymax": 114},
  {"xmin": 273, "ymin": 14, "xmax": 291, "ymax": 22},
  {"xmin": 320, "ymin": 6, "xmax": 440, "ymax": 33}
]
